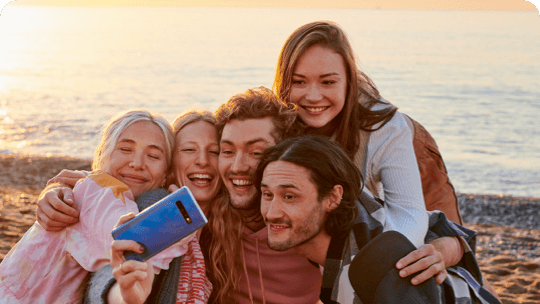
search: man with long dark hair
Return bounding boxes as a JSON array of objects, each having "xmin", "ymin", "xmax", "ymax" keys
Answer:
[{"xmin": 256, "ymin": 135, "xmax": 500, "ymax": 304}]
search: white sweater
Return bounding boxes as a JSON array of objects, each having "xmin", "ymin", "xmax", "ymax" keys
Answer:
[{"xmin": 351, "ymin": 110, "xmax": 428, "ymax": 248}]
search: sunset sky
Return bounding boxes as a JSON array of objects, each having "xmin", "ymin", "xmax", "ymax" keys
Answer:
[{"xmin": 8, "ymin": 0, "xmax": 539, "ymax": 10}]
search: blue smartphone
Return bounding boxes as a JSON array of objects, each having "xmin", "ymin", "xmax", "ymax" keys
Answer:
[{"xmin": 111, "ymin": 186, "xmax": 207, "ymax": 262}]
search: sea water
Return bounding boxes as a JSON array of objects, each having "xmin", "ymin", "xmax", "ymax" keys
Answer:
[{"xmin": 0, "ymin": 5, "xmax": 539, "ymax": 196}]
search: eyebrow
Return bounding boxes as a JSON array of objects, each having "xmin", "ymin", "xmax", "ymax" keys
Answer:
[
  {"xmin": 293, "ymin": 72, "xmax": 340, "ymax": 78},
  {"xmin": 221, "ymin": 138, "xmax": 270, "ymax": 146},
  {"xmin": 118, "ymin": 138, "xmax": 165, "ymax": 153},
  {"xmin": 261, "ymin": 182, "xmax": 299, "ymax": 190}
]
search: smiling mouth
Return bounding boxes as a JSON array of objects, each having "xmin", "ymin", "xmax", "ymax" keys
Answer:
[
  {"xmin": 269, "ymin": 223, "xmax": 290, "ymax": 231},
  {"xmin": 120, "ymin": 174, "xmax": 148, "ymax": 184},
  {"xmin": 188, "ymin": 173, "xmax": 213, "ymax": 183},
  {"xmin": 231, "ymin": 179, "xmax": 253, "ymax": 187},
  {"xmin": 302, "ymin": 106, "xmax": 329, "ymax": 113}
]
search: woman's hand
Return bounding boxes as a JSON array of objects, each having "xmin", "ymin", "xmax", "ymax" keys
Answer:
[
  {"xmin": 395, "ymin": 243, "xmax": 447, "ymax": 285},
  {"xmin": 108, "ymin": 213, "xmax": 154, "ymax": 304},
  {"xmin": 168, "ymin": 184, "xmax": 180, "ymax": 192}
]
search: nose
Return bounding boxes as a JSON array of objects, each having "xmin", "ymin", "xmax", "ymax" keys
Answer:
[
  {"xmin": 230, "ymin": 151, "xmax": 250, "ymax": 173},
  {"xmin": 129, "ymin": 151, "xmax": 144, "ymax": 170},
  {"xmin": 305, "ymin": 84, "xmax": 322, "ymax": 102},
  {"xmin": 263, "ymin": 198, "xmax": 283, "ymax": 222},
  {"xmin": 195, "ymin": 151, "xmax": 209, "ymax": 167}
]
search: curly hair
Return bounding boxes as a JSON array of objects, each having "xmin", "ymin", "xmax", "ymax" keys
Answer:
[
  {"xmin": 255, "ymin": 135, "xmax": 362, "ymax": 236},
  {"xmin": 273, "ymin": 21, "xmax": 398, "ymax": 158},
  {"xmin": 215, "ymin": 86, "xmax": 302, "ymax": 142}
]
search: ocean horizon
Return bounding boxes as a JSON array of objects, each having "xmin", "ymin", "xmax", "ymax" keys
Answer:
[{"xmin": 1, "ymin": 6, "xmax": 539, "ymax": 196}]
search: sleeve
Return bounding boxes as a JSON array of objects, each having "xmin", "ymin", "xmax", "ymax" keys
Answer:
[
  {"xmin": 366, "ymin": 112, "xmax": 429, "ymax": 248},
  {"xmin": 83, "ymin": 264, "xmax": 116, "ymax": 304},
  {"xmin": 66, "ymin": 177, "xmax": 140, "ymax": 272}
]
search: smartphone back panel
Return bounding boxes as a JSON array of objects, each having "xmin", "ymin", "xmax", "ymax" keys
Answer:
[{"xmin": 111, "ymin": 186, "xmax": 207, "ymax": 261}]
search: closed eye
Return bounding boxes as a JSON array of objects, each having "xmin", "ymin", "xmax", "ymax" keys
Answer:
[{"xmin": 148, "ymin": 154, "xmax": 161, "ymax": 160}]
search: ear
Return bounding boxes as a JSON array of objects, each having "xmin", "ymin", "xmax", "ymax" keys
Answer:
[{"xmin": 324, "ymin": 185, "xmax": 344, "ymax": 212}]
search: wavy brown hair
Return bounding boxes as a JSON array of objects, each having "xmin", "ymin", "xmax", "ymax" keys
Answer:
[
  {"xmin": 170, "ymin": 110, "xmax": 242, "ymax": 303},
  {"xmin": 273, "ymin": 21, "xmax": 398, "ymax": 158},
  {"xmin": 215, "ymin": 86, "xmax": 302, "ymax": 141}
]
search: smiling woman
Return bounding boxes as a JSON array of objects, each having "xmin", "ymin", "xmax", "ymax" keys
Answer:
[{"xmin": 0, "ymin": 109, "xmax": 187, "ymax": 303}]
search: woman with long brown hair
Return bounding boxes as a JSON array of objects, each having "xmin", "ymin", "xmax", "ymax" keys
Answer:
[{"xmin": 273, "ymin": 20, "xmax": 470, "ymax": 287}]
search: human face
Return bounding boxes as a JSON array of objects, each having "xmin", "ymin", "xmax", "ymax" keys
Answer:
[
  {"xmin": 290, "ymin": 45, "xmax": 347, "ymax": 135},
  {"xmin": 219, "ymin": 117, "xmax": 276, "ymax": 210},
  {"xmin": 260, "ymin": 161, "xmax": 328, "ymax": 251},
  {"xmin": 105, "ymin": 121, "xmax": 168, "ymax": 198},
  {"xmin": 172, "ymin": 121, "xmax": 221, "ymax": 208}
]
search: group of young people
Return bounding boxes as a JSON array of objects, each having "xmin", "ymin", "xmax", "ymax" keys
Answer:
[{"xmin": 0, "ymin": 21, "xmax": 500, "ymax": 303}]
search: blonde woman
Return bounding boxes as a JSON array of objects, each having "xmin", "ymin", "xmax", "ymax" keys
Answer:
[{"xmin": 0, "ymin": 109, "xmax": 186, "ymax": 303}]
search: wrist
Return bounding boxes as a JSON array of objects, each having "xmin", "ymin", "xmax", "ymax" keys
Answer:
[{"xmin": 451, "ymin": 236, "xmax": 464, "ymax": 266}]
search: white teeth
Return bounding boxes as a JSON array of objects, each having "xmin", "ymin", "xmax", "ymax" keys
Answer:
[
  {"xmin": 305, "ymin": 107, "xmax": 326, "ymax": 112},
  {"xmin": 232, "ymin": 179, "xmax": 252, "ymax": 186},
  {"xmin": 189, "ymin": 173, "xmax": 211, "ymax": 180}
]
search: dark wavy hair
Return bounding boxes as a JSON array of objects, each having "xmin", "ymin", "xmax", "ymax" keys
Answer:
[
  {"xmin": 273, "ymin": 21, "xmax": 398, "ymax": 158},
  {"xmin": 255, "ymin": 135, "xmax": 362, "ymax": 236},
  {"xmin": 215, "ymin": 86, "xmax": 303, "ymax": 142}
]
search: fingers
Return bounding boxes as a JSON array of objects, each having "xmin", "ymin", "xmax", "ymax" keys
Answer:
[
  {"xmin": 36, "ymin": 211, "xmax": 65, "ymax": 231},
  {"xmin": 114, "ymin": 213, "xmax": 136, "ymax": 229},
  {"xmin": 111, "ymin": 239, "xmax": 144, "ymax": 257},
  {"xmin": 396, "ymin": 244, "xmax": 447, "ymax": 285},
  {"xmin": 408, "ymin": 261, "xmax": 446, "ymax": 285},
  {"xmin": 112, "ymin": 260, "xmax": 149, "ymax": 290},
  {"xmin": 168, "ymin": 184, "xmax": 179, "ymax": 192},
  {"xmin": 52, "ymin": 176, "xmax": 82, "ymax": 188},
  {"xmin": 434, "ymin": 270, "xmax": 448, "ymax": 285},
  {"xmin": 110, "ymin": 239, "xmax": 145, "ymax": 266},
  {"xmin": 36, "ymin": 188, "xmax": 79, "ymax": 231},
  {"xmin": 47, "ymin": 169, "xmax": 89, "ymax": 187},
  {"xmin": 396, "ymin": 244, "xmax": 436, "ymax": 270}
]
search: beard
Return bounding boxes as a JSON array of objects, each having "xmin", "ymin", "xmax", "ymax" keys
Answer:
[{"xmin": 267, "ymin": 208, "xmax": 325, "ymax": 252}]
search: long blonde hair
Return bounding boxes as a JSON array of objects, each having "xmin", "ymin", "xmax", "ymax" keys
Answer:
[{"xmin": 171, "ymin": 109, "xmax": 242, "ymax": 303}]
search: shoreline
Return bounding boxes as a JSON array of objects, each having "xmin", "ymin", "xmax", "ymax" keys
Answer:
[{"xmin": 1, "ymin": 154, "xmax": 539, "ymax": 303}]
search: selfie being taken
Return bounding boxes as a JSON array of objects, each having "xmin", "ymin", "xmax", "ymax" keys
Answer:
[{"xmin": 0, "ymin": 0, "xmax": 539, "ymax": 303}]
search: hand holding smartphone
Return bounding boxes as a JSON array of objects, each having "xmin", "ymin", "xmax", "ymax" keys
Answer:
[{"xmin": 111, "ymin": 186, "xmax": 207, "ymax": 262}]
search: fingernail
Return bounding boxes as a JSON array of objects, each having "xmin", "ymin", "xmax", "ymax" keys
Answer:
[
  {"xmin": 396, "ymin": 262, "xmax": 402, "ymax": 268},
  {"xmin": 411, "ymin": 278, "xmax": 418, "ymax": 285},
  {"xmin": 399, "ymin": 270, "xmax": 406, "ymax": 277},
  {"xmin": 139, "ymin": 246, "xmax": 144, "ymax": 252}
]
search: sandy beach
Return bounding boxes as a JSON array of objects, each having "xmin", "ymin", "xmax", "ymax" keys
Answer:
[{"xmin": 0, "ymin": 154, "xmax": 538, "ymax": 303}]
